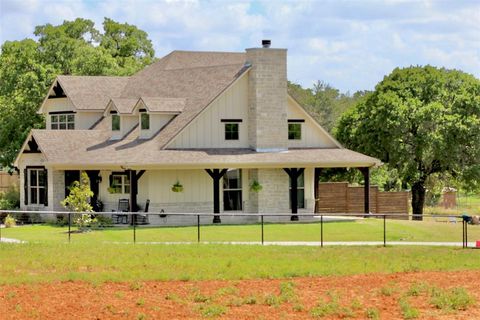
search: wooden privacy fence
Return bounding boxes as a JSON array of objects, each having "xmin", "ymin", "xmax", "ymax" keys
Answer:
[
  {"xmin": 316, "ymin": 182, "xmax": 409, "ymax": 219},
  {"xmin": 0, "ymin": 172, "xmax": 19, "ymax": 192}
]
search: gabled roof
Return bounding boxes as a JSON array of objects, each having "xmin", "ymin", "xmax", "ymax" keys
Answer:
[
  {"xmin": 139, "ymin": 97, "xmax": 185, "ymax": 113},
  {"xmin": 108, "ymin": 98, "xmax": 139, "ymax": 114}
]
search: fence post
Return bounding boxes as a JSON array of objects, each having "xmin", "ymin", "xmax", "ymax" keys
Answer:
[
  {"xmin": 320, "ymin": 215, "xmax": 323, "ymax": 247},
  {"xmin": 133, "ymin": 214, "xmax": 136, "ymax": 244},
  {"xmin": 465, "ymin": 220, "xmax": 468, "ymax": 248},
  {"xmin": 197, "ymin": 214, "xmax": 200, "ymax": 243},
  {"xmin": 68, "ymin": 212, "xmax": 71, "ymax": 243},
  {"xmin": 261, "ymin": 215, "xmax": 264, "ymax": 245},
  {"xmin": 383, "ymin": 214, "xmax": 386, "ymax": 247}
]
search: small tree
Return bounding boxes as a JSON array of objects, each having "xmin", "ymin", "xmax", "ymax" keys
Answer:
[{"xmin": 61, "ymin": 171, "xmax": 94, "ymax": 230}]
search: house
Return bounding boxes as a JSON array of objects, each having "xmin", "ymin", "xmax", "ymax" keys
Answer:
[{"xmin": 14, "ymin": 40, "xmax": 380, "ymax": 225}]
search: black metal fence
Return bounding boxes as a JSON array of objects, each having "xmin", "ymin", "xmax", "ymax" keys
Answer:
[{"xmin": 0, "ymin": 210, "xmax": 476, "ymax": 248}]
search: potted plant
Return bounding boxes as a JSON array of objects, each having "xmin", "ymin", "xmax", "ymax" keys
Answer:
[
  {"xmin": 250, "ymin": 180, "xmax": 263, "ymax": 192},
  {"xmin": 171, "ymin": 181, "xmax": 184, "ymax": 192}
]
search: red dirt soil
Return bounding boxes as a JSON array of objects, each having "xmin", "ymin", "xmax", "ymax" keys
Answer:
[{"xmin": 1, "ymin": 271, "xmax": 480, "ymax": 319}]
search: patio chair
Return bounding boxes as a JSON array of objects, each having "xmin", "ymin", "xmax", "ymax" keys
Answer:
[
  {"xmin": 112, "ymin": 198, "xmax": 129, "ymax": 224},
  {"xmin": 135, "ymin": 199, "xmax": 150, "ymax": 225}
]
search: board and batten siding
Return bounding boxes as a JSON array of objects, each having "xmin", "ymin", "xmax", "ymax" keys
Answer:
[
  {"xmin": 43, "ymin": 98, "xmax": 103, "ymax": 130},
  {"xmin": 287, "ymin": 98, "xmax": 338, "ymax": 148},
  {"xmin": 169, "ymin": 75, "xmax": 249, "ymax": 148}
]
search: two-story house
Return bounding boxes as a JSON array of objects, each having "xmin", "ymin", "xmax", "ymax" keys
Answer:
[{"xmin": 14, "ymin": 40, "xmax": 380, "ymax": 224}]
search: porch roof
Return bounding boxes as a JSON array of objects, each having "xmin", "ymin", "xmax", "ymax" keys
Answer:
[{"xmin": 23, "ymin": 129, "xmax": 381, "ymax": 169}]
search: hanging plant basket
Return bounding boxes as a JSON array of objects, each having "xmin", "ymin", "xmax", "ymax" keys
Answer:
[
  {"xmin": 171, "ymin": 181, "xmax": 184, "ymax": 193},
  {"xmin": 250, "ymin": 180, "xmax": 263, "ymax": 192}
]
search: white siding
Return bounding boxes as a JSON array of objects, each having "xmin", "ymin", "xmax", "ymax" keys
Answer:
[
  {"xmin": 169, "ymin": 75, "xmax": 249, "ymax": 148},
  {"xmin": 43, "ymin": 98, "xmax": 103, "ymax": 130},
  {"xmin": 287, "ymin": 98, "xmax": 338, "ymax": 148},
  {"xmin": 110, "ymin": 114, "xmax": 138, "ymax": 140},
  {"xmin": 139, "ymin": 114, "xmax": 174, "ymax": 139}
]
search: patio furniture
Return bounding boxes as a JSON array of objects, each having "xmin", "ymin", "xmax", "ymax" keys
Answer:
[
  {"xmin": 135, "ymin": 199, "xmax": 150, "ymax": 225},
  {"xmin": 112, "ymin": 198, "xmax": 129, "ymax": 224}
]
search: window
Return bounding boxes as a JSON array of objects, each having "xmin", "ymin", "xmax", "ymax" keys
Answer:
[
  {"xmin": 112, "ymin": 114, "xmax": 120, "ymax": 131},
  {"xmin": 223, "ymin": 169, "xmax": 242, "ymax": 211},
  {"xmin": 110, "ymin": 174, "xmax": 130, "ymax": 194},
  {"xmin": 288, "ymin": 123, "xmax": 301, "ymax": 140},
  {"xmin": 28, "ymin": 168, "xmax": 47, "ymax": 205},
  {"xmin": 141, "ymin": 113, "xmax": 150, "ymax": 130},
  {"xmin": 51, "ymin": 114, "xmax": 75, "ymax": 130},
  {"xmin": 225, "ymin": 123, "xmax": 239, "ymax": 140},
  {"xmin": 289, "ymin": 171, "xmax": 305, "ymax": 209}
]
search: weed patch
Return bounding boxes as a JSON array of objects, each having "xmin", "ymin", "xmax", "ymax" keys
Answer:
[{"xmin": 430, "ymin": 287, "xmax": 475, "ymax": 311}]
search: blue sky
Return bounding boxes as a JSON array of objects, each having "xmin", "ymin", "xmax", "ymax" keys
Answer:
[{"xmin": 1, "ymin": 0, "xmax": 479, "ymax": 92}]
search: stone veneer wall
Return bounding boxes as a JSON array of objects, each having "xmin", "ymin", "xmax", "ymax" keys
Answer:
[
  {"xmin": 51, "ymin": 170, "xmax": 65, "ymax": 212},
  {"xmin": 246, "ymin": 47, "xmax": 288, "ymax": 151},
  {"xmin": 246, "ymin": 168, "xmax": 289, "ymax": 213}
]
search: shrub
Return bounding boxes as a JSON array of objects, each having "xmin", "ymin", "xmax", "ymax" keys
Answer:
[
  {"xmin": 0, "ymin": 185, "xmax": 20, "ymax": 210},
  {"xmin": 4, "ymin": 214, "xmax": 16, "ymax": 228}
]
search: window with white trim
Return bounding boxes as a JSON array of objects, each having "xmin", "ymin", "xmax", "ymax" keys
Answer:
[
  {"xmin": 289, "ymin": 171, "xmax": 305, "ymax": 209},
  {"xmin": 141, "ymin": 112, "xmax": 150, "ymax": 130},
  {"xmin": 28, "ymin": 168, "xmax": 47, "ymax": 205},
  {"xmin": 223, "ymin": 169, "xmax": 242, "ymax": 211},
  {"xmin": 51, "ymin": 114, "xmax": 75, "ymax": 130},
  {"xmin": 110, "ymin": 174, "xmax": 130, "ymax": 194}
]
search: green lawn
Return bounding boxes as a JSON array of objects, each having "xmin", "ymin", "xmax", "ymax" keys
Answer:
[
  {"xmin": 0, "ymin": 243, "xmax": 479, "ymax": 285},
  {"xmin": 2, "ymin": 218, "xmax": 479, "ymax": 243}
]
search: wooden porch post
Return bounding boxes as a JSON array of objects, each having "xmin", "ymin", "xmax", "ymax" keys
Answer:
[
  {"xmin": 205, "ymin": 169, "xmax": 228, "ymax": 223},
  {"xmin": 129, "ymin": 169, "xmax": 138, "ymax": 213},
  {"xmin": 314, "ymin": 168, "xmax": 321, "ymax": 213},
  {"xmin": 86, "ymin": 170, "xmax": 100, "ymax": 211},
  {"xmin": 359, "ymin": 167, "xmax": 370, "ymax": 214},
  {"xmin": 284, "ymin": 168, "xmax": 305, "ymax": 221}
]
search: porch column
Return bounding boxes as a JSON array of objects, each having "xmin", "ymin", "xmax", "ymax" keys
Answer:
[
  {"xmin": 314, "ymin": 168, "xmax": 321, "ymax": 213},
  {"xmin": 128, "ymin": 169, "xmax": 138, "ymax": 213},
  {"xmin": 284, "ymin": 168, "xmax": 305, "ymax": 221},
  {"xmin": 86, "ymin": 170, "xmax": 100, "ymax": 211},
  {"xmin": 205, "ymin": 169, "xmax": 228, "ymax": 223},
  {"xmin": 358, "ymin": 167, "xmax": 370, "ymax": 214}
]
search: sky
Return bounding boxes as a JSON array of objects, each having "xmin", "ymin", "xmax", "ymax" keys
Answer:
[{"xmin": 0, "ymin": 0, "xmax": 479, "ymax": 93}]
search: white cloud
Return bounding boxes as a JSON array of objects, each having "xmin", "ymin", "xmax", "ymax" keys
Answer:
[{"xmin": 0, "ymin": 0, "xmax": 479, "ymax": 92}]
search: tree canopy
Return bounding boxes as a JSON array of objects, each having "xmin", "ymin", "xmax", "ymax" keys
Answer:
[
  {"xmin": 0, "ymin": 18, "xmax": 155, "ymax": 169},
  {"xmin": 336, "ymin": 66, "xmax": 480, "ymax": 217},
  {"xmin": 288, "ymin": 80, "xmax": 366, "ymax": 133}
]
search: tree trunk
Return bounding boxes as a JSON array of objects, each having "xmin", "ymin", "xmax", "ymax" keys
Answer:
[{"xmin": 411, "ymin": 181, "xmax": 426, "ymax": 221}]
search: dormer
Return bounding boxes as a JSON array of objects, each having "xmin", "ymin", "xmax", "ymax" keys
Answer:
[
  {"xmin": 105, "ymin": 98, "xmax": 139, "ymax": 140},
  {"xmin": 134, "ymin": 97, "xmax": 185, "ymax": 139}
]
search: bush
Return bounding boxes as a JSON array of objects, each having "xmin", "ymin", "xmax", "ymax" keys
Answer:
[
  {"xmin": 92, "ymin": 214, "xmax": 113, "ymax": 228},
  {"xmin": 4, "ymin": 214, "xmax": 16, "ymax": 228}
]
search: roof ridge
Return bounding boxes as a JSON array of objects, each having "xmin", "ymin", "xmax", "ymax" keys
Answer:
[{"xmin": 133, "ymin": 62, "xmax": 246, "ymax": 74}]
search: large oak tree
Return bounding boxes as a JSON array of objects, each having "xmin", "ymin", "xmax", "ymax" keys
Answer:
[{"xmin": 336, "ymin": 66, "xmax": 480, "ymax": 218}]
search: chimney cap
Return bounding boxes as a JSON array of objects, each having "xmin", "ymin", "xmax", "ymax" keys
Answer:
[{"xmin": 262, "ymin": 39, "xmax": 271, "ymax": 48}]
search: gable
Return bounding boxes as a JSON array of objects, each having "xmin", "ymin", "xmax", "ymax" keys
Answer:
[
  {"xmin": 167, "ymin": 72, "xmax": 249, "ymax": 149},
  {"xmin": 287, "ymin": 96, "xmax": 341, "ymax": 148}
]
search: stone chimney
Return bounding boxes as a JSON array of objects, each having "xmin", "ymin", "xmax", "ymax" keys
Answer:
[{"xmin": 246, "ymin": 40, "xmax": 288, "ymax": 152}]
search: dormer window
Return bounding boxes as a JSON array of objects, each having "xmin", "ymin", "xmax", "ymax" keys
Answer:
[
  {"xmin": 51, "ymin": 113, "xmax": 75, "ymax": 130},
  {"xmin": 111, "ymin": 113, "xmax": 120, "ymax": 131},
  {"xmin": 140, "ymin": 110, "xmax": 150, "ymax": 130}
]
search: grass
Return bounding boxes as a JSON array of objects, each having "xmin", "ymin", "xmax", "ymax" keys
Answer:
[
  {"xmin": 2, "ymin": 218, "xmax": 480, "ymax": 243},
  {"xmin": 0, "ymin": 243, "xmax": 479, "ymax": 285}
]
